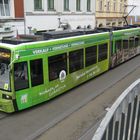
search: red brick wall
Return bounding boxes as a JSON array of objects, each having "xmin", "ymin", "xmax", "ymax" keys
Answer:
[{"xmin": 14, "ymin": 0, "xmax": 24, "ymax": 18}]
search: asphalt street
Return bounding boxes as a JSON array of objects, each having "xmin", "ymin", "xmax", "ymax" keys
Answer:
[{"xmin": 0, "ymin": 56, "xmax": 140, "ymax": 140}]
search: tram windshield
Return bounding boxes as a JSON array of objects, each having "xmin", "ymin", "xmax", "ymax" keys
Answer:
[{"xmin": 0, "ymin": 48, "xmax": 11, "ymax": 91}]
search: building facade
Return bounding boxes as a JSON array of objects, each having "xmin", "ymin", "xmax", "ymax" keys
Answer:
[
  {"xmin": 0, "ymin": 0, "xmax": 25, "ymax": 39},
  {"xmin": 24, "ymin": 0, "xmax": 96, "ymax": 33},
  {"xmin": 96, "ymin": 0, "xmax": 128, "ymax": 27}
]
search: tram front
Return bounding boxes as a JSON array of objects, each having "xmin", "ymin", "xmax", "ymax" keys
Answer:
[{"xmin": 0, "ymin": 47, "xmax": 15, "ymax": 113}]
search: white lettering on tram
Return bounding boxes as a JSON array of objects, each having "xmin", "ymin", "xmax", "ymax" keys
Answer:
[
  {"xmin": 76, "ymin": 66, "xmax": 100, "ymax": 80},
  {"xmin": 52, "ymin": 44, "xmax": 69, "ymax": 51},
  {"xmin": 33, "ymin": 49, "xmax": 49, "ymax": 55},
  {"xmin": 39, "ymin": 84, "xmax": 66, "ymax": 97},
  {"xmin": 32, "ymin": 41, "xmax": 85, "ymax": 55},
  {"xmin": 21, "ymin": 94, "xmax": 28, "ymax": 104},
  {"xmin": 71, "ymin": 41, "xmax": 84, "ymax": 46}
]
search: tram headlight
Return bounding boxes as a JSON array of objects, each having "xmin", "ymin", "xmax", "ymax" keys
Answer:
[{"xmin": 2, "ymin": 94, "xmax": 12, "ymax": 100}]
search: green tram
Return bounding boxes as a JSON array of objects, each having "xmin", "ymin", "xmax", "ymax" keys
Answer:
[{"xmin": 0, "ymin": 26, "xmax": 140, "ymax": 113}]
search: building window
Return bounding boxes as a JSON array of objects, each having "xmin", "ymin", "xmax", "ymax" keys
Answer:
[
  {"xmin": 48, "ymin": 53, "xmax": 67, "ymax": 81},
  {"xmin": 87, "ymin": 0, "xmax": 91, "ymax": 11},
  {"xmin": 48, "ymin": 0, "xmax": 54, "ymax": 11},
  {"xmin": 64, "ymin": 0, "xmax": 69, "ymax": 11},
  {"xmin": 0, "ymin": 0, "xmax": 10, "ymax": 16},
  {"xmin": 30, "ymin": 59, "xmax": 44, "ymax": 87},
  {"xmin": 120, "ymin": 3, "xmax": 122, "ymax": 12},
  {"xmin": 98, "ymin": 43, "xmax": 108, "ymax": 62},
  {"xmin": 113, "ymin": 3, "xmax": 116, "ymax": 11},
  {"xmin": 14, "ymin": 62, "xmax": 29, "ymax": 91},
  {"xmin": 34, "ymin": 0, "xmax": 43, "ymax": 11},
  {"xmin": 107, "ymin": 1, "xmax": 110, "ymax": 11},
  {"xmin": 69, "ymin": 49, "xmax": 84, "ymax": 73},
  {"xmin": 99, "ymin": 0, "xmax": 103, "ymax": 11},
  {"xmin": 76, "ymin": 0, "xmax": 81, "ymax": 11}
]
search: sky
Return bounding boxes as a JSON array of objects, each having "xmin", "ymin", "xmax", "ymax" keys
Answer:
[{"xmin": 128, "ymin": 0, "xmax": 140, "ymax": 15}]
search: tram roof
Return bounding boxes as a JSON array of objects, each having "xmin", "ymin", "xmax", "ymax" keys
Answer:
[{"xmin": 1, "ymin": 25, "xmax": 140, "ymax": 50}]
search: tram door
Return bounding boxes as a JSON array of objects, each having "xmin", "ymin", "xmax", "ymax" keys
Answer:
[{"xmin": 14, "ymin": 61, "xmax": 31, "ymax": 110}]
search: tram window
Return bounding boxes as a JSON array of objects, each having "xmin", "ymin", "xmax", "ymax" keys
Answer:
[
  {"xmin": 98, "ymin": 43, "xmax": 108, "ymax": 62},
  {"xmin": 115, "ymin": 40, "xmax": 122, "ymax": 50},
  {"xmin": 30, "ymin": 59, "xmax": 44, "ymax": 87},
  {"xmin": 123, "ymin": 39, "xmax": 129, "ymax": 49},
  {"xmin": 111, "ymin": 41, "xmax": 114, "ymax": 55},
  {"xmin": 135, "ymin": 37, "xmax": 139, "ymax": 47},
  {"xmin": 85, "ymin": 46, "xmax": 97, "ymax": 67},
  {"xmin": 129, "ymin": 37, "xmax": 135, "ymax": 48},
  {"xmin": 48, "ymin": 53, "xmax": 67, "ymax": 81},
  {"xmin": 14, "ymin": 62, "xmax": 29, "ymax": 91},
  {"xmin": 69, "ymin": 49, "xmax": 84, "ymax": 73}
]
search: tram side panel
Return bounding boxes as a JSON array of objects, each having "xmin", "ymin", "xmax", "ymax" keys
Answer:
[
  {"xmin": 110, "ymin": 28, "xmax": 140, "ymax": 68},
  {"xmin": 13, "ymin": 33, "xmax": 110, "ymax": 111}
]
